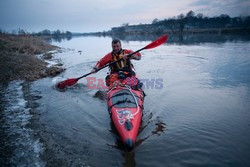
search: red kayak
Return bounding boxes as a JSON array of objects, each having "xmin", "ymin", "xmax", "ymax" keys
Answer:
[{"xmin": 107, "ymin": 85, "xmax": 145, "ymax": 151}]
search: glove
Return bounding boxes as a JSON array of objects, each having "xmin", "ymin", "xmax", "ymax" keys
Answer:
[
  {"xmin": 91, "ymin": 67, "xmax": 98, "ymax": 74},
  {"xmin": 123, "ymin": 54, "xmax": 131, "ymax": 60}
]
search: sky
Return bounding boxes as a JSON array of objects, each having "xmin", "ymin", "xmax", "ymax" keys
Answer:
[{"xmin": 0, "ymin": 0, "xmax": 250, "ymax": 33}]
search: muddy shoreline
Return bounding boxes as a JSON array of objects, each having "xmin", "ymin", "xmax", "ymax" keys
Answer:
[
  {"xmin": 0, "ymin": 34, "xmax": 65, "ymax": 83},
  {"xmin": 0, "ymin": 34, "xmax": 65, "ymax": 166}
]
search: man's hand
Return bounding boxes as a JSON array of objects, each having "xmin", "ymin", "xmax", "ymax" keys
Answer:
[
  {"xmin": 91, "ymin": 67, "xmax": 98, "ymax": 74},
  {"xmin": 123, "ymin": 54, "xmax": 140, "ymax": 60},
  {"xmin": 123, "ymin": 54, "xmax": 131, "ymax": 60}
]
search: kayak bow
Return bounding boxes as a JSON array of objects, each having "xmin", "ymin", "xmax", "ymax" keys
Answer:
[{"xmin": 107, "ymin": 85, "xmax": 144, "ymax": 151}]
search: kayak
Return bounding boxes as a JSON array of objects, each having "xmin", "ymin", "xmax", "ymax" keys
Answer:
[{"xmin": 106, "ymin": 85, "xmax": 145, "ymax": 151}]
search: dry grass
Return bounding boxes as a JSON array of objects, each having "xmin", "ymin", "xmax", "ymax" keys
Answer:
[{"xmin": 0, "ymin": 34, "xmax": 61, "ymax": 82}]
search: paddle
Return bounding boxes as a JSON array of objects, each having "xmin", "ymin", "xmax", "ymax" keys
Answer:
[{"xmin": 56, "ymin": 35, "xmax": 168, "ymax": 89}]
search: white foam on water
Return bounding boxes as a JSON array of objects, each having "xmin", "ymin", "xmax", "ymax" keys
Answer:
[
  {"xmin": 36, "ymin": 49, "xmax": 63, "ymax": 68},
  {"xmin": 3, "ymin": 81, "xmax": 45, "ymax": 167},
  {"xmin": 51, "ymin": 76, "xmax": 68, "ymax": 91},
  {"xmin": 51, "ymin": 76, "xmax": 64, "ymax": 86}
]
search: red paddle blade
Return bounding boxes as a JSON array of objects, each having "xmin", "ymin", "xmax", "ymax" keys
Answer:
[
  {"xmin": 56, "ymin": 78, "xmax": 78, "ymax": 89},
  {"xmin": 145, "ymin": 35, "xmax": 168, "ymax": 49}
]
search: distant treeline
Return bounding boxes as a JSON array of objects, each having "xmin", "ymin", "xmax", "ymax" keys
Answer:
[
  {"xmin": 0, "ymin": 28, "xmax": 73, "ymax": 36},
  {"xmin": 35, "ymin": 29, "xmax": 73, "ymax": 36},
  {"xmin": 34, "ymin": 29, "xmax": 76, "ymax": 42},
  {"xmin": 110, "ymin": 11, "xmax": 250, "ymax": 35},
  {"xmin": 0, "ymin": 29, "xmax": 79, "ymax": 42}
]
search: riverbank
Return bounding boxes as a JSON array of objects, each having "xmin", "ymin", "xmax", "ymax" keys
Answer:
[
  {"xmin": 0, "ymin": 34, "xmax": 66, "ymax": 166},
  {"xmin": 0, "ymin": 34, "xmax": 65, "ymax": 83}
]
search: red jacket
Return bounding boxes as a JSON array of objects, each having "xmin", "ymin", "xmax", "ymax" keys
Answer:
[{"xmin": 95, "ymin": 49, "xmax": 141, "ymax": 72}]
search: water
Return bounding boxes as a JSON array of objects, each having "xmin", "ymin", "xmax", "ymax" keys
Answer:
[
  {"xmin": 0, "ymin": 81, "xmax": 44, "ymax": 166},
  {"xmin": 1, "ymin": 34, "xmax": 250, "ymax": 166}
]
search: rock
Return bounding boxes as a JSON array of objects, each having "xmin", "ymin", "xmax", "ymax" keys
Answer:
[
  {"xmin": 42, "ymin": 53, "xmax": 53, "ymax": 59},
  {"xmin": 45, "ymin": 66, "xmax": 65, "ymax": 77},
  {"xmin": 93, "ymin": 90, "xmax": 106, "ymax": 100},
  {"xmin": 39, "ymin": 71, "xmax": 47, "ymax": 78},
  {"xmin": 54, "ymin": 63, "xmax": 63, "ymax": 66},
  {"xmin": 34, "ymin": 50, "xmax": 42, "ymax": 54}
]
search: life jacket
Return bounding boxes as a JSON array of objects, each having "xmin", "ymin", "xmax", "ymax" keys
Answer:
[
  {"xmin": 105, "ymin": 73, "xmax": 140, "ymax": 89},
  {"xmin": 110, "ymin": 49, "xmax": 133, "ymax": 73}
]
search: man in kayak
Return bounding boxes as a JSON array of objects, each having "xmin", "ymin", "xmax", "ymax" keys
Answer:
[{"xmin": 91, "ymin": 39, "xmax": 141, "ymax": 88}]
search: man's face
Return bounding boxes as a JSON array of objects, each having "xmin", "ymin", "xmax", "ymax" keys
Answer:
[{"xmin": 112, "ymin": 42, "xmax": 121, "ymax": 53}]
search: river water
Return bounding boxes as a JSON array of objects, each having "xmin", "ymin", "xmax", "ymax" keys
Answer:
[{"xmin": 1, "ymin": 34, "xmax": 250, "ymax": 166}]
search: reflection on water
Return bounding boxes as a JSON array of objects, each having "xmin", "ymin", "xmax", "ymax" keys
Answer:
[
  {"xmin": 122, "ymin": 152, "xmax": 136, "ymax": 167},
  {"xmin": 46, "ymin": 35, "xmax": 73, "ymax": 43},
  {"xmin": 136, "ymin": 118, "xmax": 167, "ymax": 148},
  {"xmin": 48, "ymin": 33, "xmax": 250, "ymax": 45},
  {"xmin": 168, "ymin": 34, "xmax": 250, "ymax": 45}
]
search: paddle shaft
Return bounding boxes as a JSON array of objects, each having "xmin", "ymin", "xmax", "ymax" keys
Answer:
[{"xmin": 76, "ymin": 47, "xmax": 145, "ymax": 80}]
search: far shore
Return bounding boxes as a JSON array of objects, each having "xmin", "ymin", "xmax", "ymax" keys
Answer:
[{"xmin": 82, "ymin": 27, "xmax": 250, "ymax": 37}]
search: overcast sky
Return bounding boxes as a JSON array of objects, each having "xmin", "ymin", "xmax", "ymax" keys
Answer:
[{"xmin": 0, "ymin": 0, "xmax": 249, "ymax": 33}]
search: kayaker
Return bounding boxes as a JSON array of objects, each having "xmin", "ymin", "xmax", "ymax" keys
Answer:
[{"xmin": 91, "ymin": 39, "xmax": 141, "ymax": 87}]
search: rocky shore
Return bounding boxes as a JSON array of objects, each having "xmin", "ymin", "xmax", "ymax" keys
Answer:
[{"xmin": 0, "ymin": 34, "xmax": 65, "ymax": 83}]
